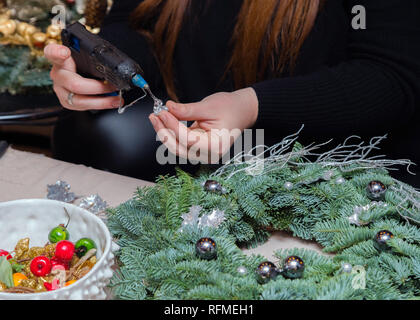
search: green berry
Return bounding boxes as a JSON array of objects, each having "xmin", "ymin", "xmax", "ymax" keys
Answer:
[
  {"xmin": 75, "ymin": 238, "xmax": 96, "ymax": 258},
  {"xmin": 48, "ymin": 225, "xmax": 69, "ymax": 243}
]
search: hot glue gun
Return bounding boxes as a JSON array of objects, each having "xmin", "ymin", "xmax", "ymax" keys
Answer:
[{"xmin": 61, "ymin": 22, "xmax": 167, "ymax": 114}]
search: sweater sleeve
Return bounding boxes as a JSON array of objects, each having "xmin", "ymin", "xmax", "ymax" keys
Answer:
[
  {"xmin": 252, "ymin": 0, "xmax": 420, "ymax": 137},
  {"xmin": 99, "ymin": 0, "xmax": 164, "ymax": 90}
]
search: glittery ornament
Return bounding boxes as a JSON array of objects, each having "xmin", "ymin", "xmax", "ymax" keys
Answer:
[
  {"xmin": 153, "ymin": 99, "xmax": 169, "ymax": 115},
  {"xmin": 20, "ymin": 278, "xmax": 37, "ymax": 289},
  {"xmin": 0, "ymin": 19, "xmax": 17, "ymax": 36},
  {"xmin": 14, "ymin": 238, "xmax": 29, "ymax": 260},
  {"xmin": 374, "ymin": 230, "xmax": 394, "ymax": 251},
  {"xmin": 28, "ymin": 247, "xmax": 45, "ymax": 259},
  {"xmin": 349, "ymin": 202, "xmax": 388, "ymax": 227},
  {"xmin": 348, "ymin": 206, "xmax": 370, "ymax": 227},
  {"xmin": 282, "ymin": 256, "xmax": 305, "ymax": 279},
  {"xmin": 366, "ymin": 181, "xmax": 387, "ymax": 201},
  {"xmin": 198, "ymin": 209, "xmax": 226, "ymax": 229},
  {"xmin": 256, "ymin": 261, "xmax": 279, "ymax": 284},
  {"xmin": 195, "ymin": 238, "xmax": 217, "ymax": 260},
  {"xmin": 79, "ymin": 194, "xmax": 107, "ymax": 214},
  {"xmin": 180, "ymin": 206, "xmax": 226, "ymax": 231},
  {"xmin": 46, "ymin": 24, "xmax": 61, "ymax": 39},
  {"xmin": 47, "ymin": 181, "xmax": 76, "ymax": 203},
  {"xmin": 180, "ymin": 205, "xmax": 202, "ymax": 228},
  {"xmin": 44, "ymin": 243, "xmax": 56, "ymax": 258},
  {"xmin": 31, "ymin": 31, "xmax": 46, "ymax": 48}
]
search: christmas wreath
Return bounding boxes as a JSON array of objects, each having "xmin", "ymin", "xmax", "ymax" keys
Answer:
[{"xmin": 107, "ymin": 133, "xmax": 420, "ymax": 300}]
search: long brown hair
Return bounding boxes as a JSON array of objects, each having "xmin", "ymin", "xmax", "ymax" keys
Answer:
[{"xmin": 131, "ymin": 0, "xmax": 321, "ymax": 100}]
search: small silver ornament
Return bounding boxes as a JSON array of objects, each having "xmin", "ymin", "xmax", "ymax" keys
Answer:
[
  {"xmin": 348, "ymin": 201, "xmax": 388, "ymax": 227},
  {"xmin": 335, "ymin": 177, "xmax": 346, "ymax": 185},
  {"xmin": 79, "ymin": 194, "xmax": 108, "ymax": 214},
  {"xmin": 237, "ymin": 266, "xmax": 248, "ymax": 276},
  {"xmin": 181, "ymin": 205, "xmax": 202, "ymax": 226},
  {"xmin": 180, "ymin": 206, "xmax": 226, "ymax": 231},
  {"xmin": 341, "ymin": 263, "xmax": 353, "ymax": 274},
  {"xmin": 322, "ymin": 170, "xmax": 334, "ymax": 181},
  {"xmin": 284, "ymin": 182, "xmax": 294, "ymax": 190},
  {"xmin": 47, "ymin": 180, "xmax": 76, "ymax": 203},
  {"xmin": 348, "ymin": 205, "xmax": 370, "ymax": 227},
  {"xmin": 153, "ymin": 99, "xmax": 169, "ymax": 115}
]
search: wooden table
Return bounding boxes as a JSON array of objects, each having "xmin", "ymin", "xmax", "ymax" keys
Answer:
[{"xmin": 0, "ymin": 147, "xmax": 325, "ymax": 260}]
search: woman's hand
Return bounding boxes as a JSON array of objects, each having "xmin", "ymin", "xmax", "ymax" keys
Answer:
[
  {"xmin": 44, "ymin": 44, "xmax": 123, "ymax": 111},
  {"xmin": 149, "ymin": 88, "xmax": 259, "ymax": 163}
]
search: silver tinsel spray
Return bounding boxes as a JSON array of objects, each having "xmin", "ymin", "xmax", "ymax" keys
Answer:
[{"xmin": 180, "ymin": 206, "xmax": 226, "ymax": 231}]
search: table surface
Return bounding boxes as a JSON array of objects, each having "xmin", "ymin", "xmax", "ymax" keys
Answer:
[{"xmin": 0, "ymin": 148, "xmax": 325, "ymax": 259}]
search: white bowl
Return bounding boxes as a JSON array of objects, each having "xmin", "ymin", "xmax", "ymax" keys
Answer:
[{"xmin": 0, "ymin": 199, "xmax": 114, "ymax": 300}]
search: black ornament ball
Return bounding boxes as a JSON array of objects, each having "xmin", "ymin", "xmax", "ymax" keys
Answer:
[
  {"xmin": 203, "ymin": 180, "xmax": 223, "ymax": 193},
  {"xmin": 256, "ymin": 261, "xmax": 279, "ymax": 284},
  {"xmin": 282, "ymin": 256, "xmax": 305, "ymax": 279},
  {"xmin": 374, "ymin": 230, "xmax": 394, "ymax": 251},
  {"xmin": 366, "ymin": 181, "xmax": 387, "ymax": 201},
  {"xmin": 195, "ymin": 237, "xmax": 217, "ymax": 260}
]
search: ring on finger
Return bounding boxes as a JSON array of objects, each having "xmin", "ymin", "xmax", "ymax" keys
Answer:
[{"xmin": 67, "ymin": 92, "xmax": 75, "ymax": 106}]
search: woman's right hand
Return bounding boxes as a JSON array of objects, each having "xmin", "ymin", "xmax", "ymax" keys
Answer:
[{"xmin": 44, "ymin": 44, "xmax": 123, "ymax": 111}]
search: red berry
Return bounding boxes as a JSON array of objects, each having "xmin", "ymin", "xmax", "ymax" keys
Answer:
[
  {"xmin": 0, "ymin": 249, "xmax": 12, "ymax": 260},
  {"xmin": 44, "ymin": 282, "xmax": 53, "ymax": 291},
  {"xmin": 30, "ymin": 256, "xmax": 52, "ymax": 277},
  {"xmin": 51, "ymin": 256, "xmax": 70, "ymax": 270},
  {"xmin": 55, "ymin": 240, "xmax": 75, "ymax": 261}
]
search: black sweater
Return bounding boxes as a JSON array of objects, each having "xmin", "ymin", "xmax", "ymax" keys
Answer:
[{"xmin": 100, "ymin": 0, "xmax": 420, "ymax": 186}]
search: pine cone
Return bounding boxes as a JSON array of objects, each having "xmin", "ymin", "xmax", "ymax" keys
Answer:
[{"xmin": 84, "ymin": 0, "xmax": 108, "ymax": 29}]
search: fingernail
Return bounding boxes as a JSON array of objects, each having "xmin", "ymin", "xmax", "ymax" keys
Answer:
[
  {"xmin": 150, "ymin": 116, "xmax": 157, "ymax": 126},
  {"xmin": 60, "ymin": 48, "xmax": 68, "ymax": 58},
  {"xmin": 158, "ymin": 112, "xmax": 166, "ymax": 121}
]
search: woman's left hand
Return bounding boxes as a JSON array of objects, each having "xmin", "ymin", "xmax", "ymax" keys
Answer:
[{"xmin": 149, "ymin": 87, "xmax": 259, "ymax": 163}]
